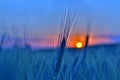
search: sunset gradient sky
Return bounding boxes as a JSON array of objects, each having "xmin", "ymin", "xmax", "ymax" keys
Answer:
[{"xmin": 0, "ymin": 0, "xmax": 120, "ymax": 48}]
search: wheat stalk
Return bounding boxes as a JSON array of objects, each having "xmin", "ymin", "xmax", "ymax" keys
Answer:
[{"xmin": 54, "ymin": 8, "xmax": 76, "ymax": 79}]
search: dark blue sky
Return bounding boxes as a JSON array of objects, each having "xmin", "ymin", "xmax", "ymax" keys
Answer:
[{"xmin": 0, "ymin": 0, "xmax": 120, "ymax": 36}]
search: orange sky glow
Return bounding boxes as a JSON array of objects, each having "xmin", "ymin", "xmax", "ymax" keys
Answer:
[{"xmin": 29, "ymin": 34, "xmax": 113, "ymax": 48}]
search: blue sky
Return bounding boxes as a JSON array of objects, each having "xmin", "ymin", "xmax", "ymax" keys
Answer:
[{"xmin": 0, "ymin": 0, "xmax": 120, "ymax": 37}]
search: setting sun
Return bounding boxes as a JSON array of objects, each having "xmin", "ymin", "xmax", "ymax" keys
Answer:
[{"xmin": 76, "ymin": 42, "xmax": 83, "ymax": 48}]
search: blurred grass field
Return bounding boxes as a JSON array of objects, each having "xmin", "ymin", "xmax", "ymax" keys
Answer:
[{"xmin": 0, "ymin": 44, "xmax": 120, "ymax": 80}]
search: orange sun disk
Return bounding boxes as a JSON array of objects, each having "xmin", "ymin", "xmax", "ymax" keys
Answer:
[{"xmin": 76, "ymin": 42, "xmax": 83, "ymax": 48}]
